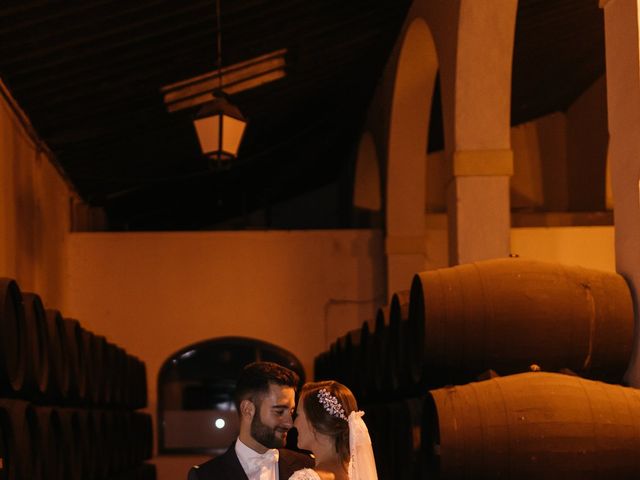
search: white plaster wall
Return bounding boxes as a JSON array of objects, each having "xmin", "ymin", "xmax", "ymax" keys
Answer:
[
  {"xmin": 63, "ymin": 229, "xmax": 385, "ymax": 478},
  {"xmin": 510, "ymin": 226, "xmax": 615, "ymax": 272},
  {"xmin": 64, "ymin": 230, "xmax": 385, "ymax": 391},
  {"xmin": 0, "ymin": 83, "xmax": 74, "ymax": 309},
  {"xmin": 422, "ymin": 217, "xmax": 615, "ymax": 273}
]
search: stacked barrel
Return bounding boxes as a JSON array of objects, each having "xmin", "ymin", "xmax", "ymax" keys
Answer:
[
  {"xmin": 0, "ymin": 277, "xmax": 154, "ymax": 480},
  {"xmin": 314, "ymin": 258, "xmax": 639, "ymax": 479}
]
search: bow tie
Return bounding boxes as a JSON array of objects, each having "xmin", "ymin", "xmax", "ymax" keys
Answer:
[{"xmin": 247, "ymin": 449, "xmax": 279, "ymax": 476}]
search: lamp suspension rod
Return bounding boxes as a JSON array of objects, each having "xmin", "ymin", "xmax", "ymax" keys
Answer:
[{"xmin": 216, "ymin": 0, "xmax": 223, "ymax": 89}]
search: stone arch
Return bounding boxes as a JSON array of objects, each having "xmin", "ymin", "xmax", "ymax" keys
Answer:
[
  {"xmin": 352, "ymin": 131, "xmax": 382, "ymax": 226},
  {"xmin": 385, "ymin": 16, "xmax": 439, "ymax": 297}
]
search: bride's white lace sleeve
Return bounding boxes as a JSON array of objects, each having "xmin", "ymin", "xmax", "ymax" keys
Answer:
[{"xmin": 288, "ymin": 468, "xmax": 321, "ymax": 480}]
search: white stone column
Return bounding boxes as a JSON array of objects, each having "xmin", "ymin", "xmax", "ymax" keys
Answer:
[
  {"xmin": 448, "ymin": 151, "xmax": 513, "ymax": 265},
  {"xmin": 445, "ymin": 0, "xmax": 517, "ymax": 265},
  {"xmin": 380, "ymin": 0, "xmax": 517, "ymax": 297},
  {"xmin": 601, "ymin": 0, "xmax": 640, "ymax": 386}
]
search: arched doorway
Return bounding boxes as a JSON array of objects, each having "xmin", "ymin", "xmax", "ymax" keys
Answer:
[{"xmin": 157, "ymin": 337, "xmax": 304, "ymax": 455}]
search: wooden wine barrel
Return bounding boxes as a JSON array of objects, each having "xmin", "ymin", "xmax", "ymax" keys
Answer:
[
  {"xmin": 76, "ymin": 409, "xmax": 97, "ymax": 480},
  {"xmin": 103, "ymin": 339, "xmax": 118, "ymax": 406},
  {"xmin": 113, "ymin": 346, "xmax": 128, "ymax": 407},
  {"xmin": 112, "ymin": 464, "xmax": 156, "ymax": 480},
  {"xmin": 58, "ymin": 408, "xmax": 83, "ymax": 480},
  {"xmin": 326, "ymin": 341, "xmax": 338, "ymax": 381},
  {"xmin": 104, "ymin": 342, "xmax": 126, "ymax": 407},
  {"xmin": 86, "ymin": 409, "xmax": 109, "ymax": 480},
  {"xmin": 425, "ymin": 372, "xmax": 640, "ymax": 479},
  {"xmin": 390, "ymin": 292, "xmax": 410, "ymax": 370},
  {"xmin": 352, "ymin": 321, "xmax": 371, "ymax": 400},
  {"xmin": 98, "ymin": 410, "xmax": 126, "ymax": 474},
  {"xmin": 35, "ymin": 406, "xmax": 63, "ymax": 480},
  {"xmin": 342, "ymin": 325, "xmax": 368, "ymax": 398},
  {"xmin": 91, "ymin": 409, "xmax": 115, "ymax": 478},
  {"xmin": 45, "ymin": 309, "xmax": 70, "ymax": 401},
  {"xmin": 364, "ymin": 403, "xmax": 392, "ymax": 480},
  {"xmin": 123, "ymin": 354, "xmax": 134, "ymax": 409},
  {"xmin": 314, "ymin": 351, "xmax": 330, "ymax": 380},
  {"xmin": 111, "ymin": 469, "xmax": 138, "ymax": 480},
  {"xmin": 0, "ymin": 399, "xmax": 40, "ymax": 480},
  {"xmin": 333, "ymin": 335, "xmax": 348, "ymax": 386},
  {"xmin": 132, "ymin": 411, "xmax": 153, "ymax": 463},
  {"xmin": 80, "ymin": 329, "xmax": 97, "ymax": 406},
  {"xmin": 386, "ymin": 398, "xmax": 423, "ymax": 480},
  {"xmin": 127, "ymin": 411, "xmax": 143, "ymax": 466},
  {"xmin": 22, "ymin": 293, "xmax": 50, "ymax": 399},
  {"xmin": 137, "ymin": 463, "xmax": 157, "ymax": 480},
  {"xmin": 128, "ymin": 355, "xmax": 148, "ymax": 410},
  {"xmin": 408, "ymin": 258, "xmax": 634, "ymax": 387},
  {"xmin": 0, "ymin": 279, "xmax": 27, "ymax": 394},
  {"xmin": 115, "ymin": 410, "xmax": 134, "ymax": 471},
  {"xmin": 381, "ymin": 310, "xmax": 402, "ymax": 395},
  {"xmin": 87, "ymin": 334, "xmax": 106, "ymax": 406},
  {"xmin": 24, "ymin": 403, "xmax": 44, "ymax": 480},
  {"xmin": 390, "ymin": 290, "xmax": 410, "ymax": 324},
  {"xmin": 338, "ymin": 331, "xmax": 354, "ymax": 392},
  {"xmin": 126, "ymin": 355, "xmax": 138, "ymax": 409},
  {"xmin": 62, "ymin": 318, "xmax": 89, "ymax": 404},
  {"xmin": 383, "ymin": 291, "xmax": 411, "ymax": 395},
  {"xmin": 370, "ymin": 308, "xmax": 389, "ymax": 396},
  {"xmin": 138, "ymin": 357, "xmax": 149, "ymax": 409}
]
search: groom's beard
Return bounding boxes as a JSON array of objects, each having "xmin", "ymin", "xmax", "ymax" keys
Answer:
[{"xmin": 251, "ymin": 411, "xmax": 288, "ymax": 448}]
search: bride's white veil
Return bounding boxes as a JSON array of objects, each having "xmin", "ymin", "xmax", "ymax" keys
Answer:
[{"xmin": 347, "ymin": 411, "xmax": 378, "ymax": 480}]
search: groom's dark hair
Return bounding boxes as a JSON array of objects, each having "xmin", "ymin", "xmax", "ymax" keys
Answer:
[{"xmin": 234, "ymin": 361, "xmax": 299, "ymax": 411}]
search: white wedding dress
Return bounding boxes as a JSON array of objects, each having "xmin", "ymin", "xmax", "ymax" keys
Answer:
[{"xmin": 288, "ymin": 468, "xmax": 322, "ymax": 480}]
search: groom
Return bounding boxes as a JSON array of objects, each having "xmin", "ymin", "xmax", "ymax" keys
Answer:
[{"xmin": 188, "ymin": 361, "xmax": 314, "ymax": 480}]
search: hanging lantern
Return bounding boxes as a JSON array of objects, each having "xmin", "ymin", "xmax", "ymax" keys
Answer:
[{"xmin": 193, "ymin": 91, "xmax": 247, "ymax": 164}]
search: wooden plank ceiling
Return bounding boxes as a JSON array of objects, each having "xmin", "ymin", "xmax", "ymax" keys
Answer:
[{"xmin": 0, "ymin": 0, "xmax": 604, "ymax": 229}]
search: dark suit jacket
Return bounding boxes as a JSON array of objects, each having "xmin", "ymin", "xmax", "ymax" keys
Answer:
[{"xmin": 188, "ymin": 444, "xmax": 314, "ymax": 480}]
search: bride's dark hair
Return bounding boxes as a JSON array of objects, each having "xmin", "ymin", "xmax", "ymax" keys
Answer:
[{"xmin": 299, "ymin": 380, "xmax": 358, "ymax": 464}]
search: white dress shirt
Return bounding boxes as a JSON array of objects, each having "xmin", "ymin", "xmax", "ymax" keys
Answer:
[{"xmin": 235, "ymin": 438, "xmax": 280, "ymax": 480}]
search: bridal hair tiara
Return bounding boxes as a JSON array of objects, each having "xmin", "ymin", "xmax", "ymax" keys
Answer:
[{"xmin": 317, "ymin": 388, "xmax": 347, "ymax": 420}]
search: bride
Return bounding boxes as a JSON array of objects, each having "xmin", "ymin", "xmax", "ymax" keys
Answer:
[{"xmin": 289, "ymin": 381, "xmax": 378, "ymax": 480}]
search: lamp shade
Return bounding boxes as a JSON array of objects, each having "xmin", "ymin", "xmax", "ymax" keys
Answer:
[{"xmin": 193, "ymin": 94, "xmax": 247, "ymax": 162}]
